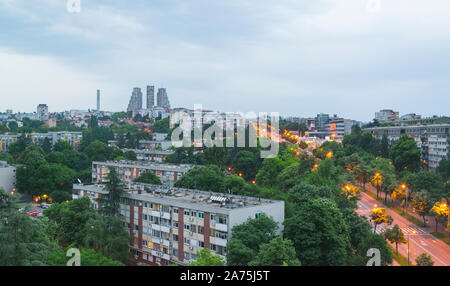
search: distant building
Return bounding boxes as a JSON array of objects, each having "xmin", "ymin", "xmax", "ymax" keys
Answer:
[
  {"xmin": 0, "ymin": 161, "xmax": 16, "ymax": 194},
  {"xmin": 37, "ymin": 104, "xmax": 49, "ymax": 120},
  {"xmin": 0, "ymin": 131, "xmax": 82, "ymax": 152},
  {"xmin": 157, "ymin": 88, "xmax": 170, "ymax": 109},
  {"xmin": 73, "ymin": 182, "xmax": 284, "ymax": 266},
  {"xmin": 375, "ymin": 109, "xmax": 399, "ymax": 123},
  {"xmin": 127, "ymin": 88, "xmax": 143, "ymax": 115},
  {"xmin": 315, "ymin": 113, "xmax": 329, "ymax": 131},
  {"xmin": 44, "ymin": 118, "xmax": 57, "ymax": 128},
  {"xmin": 97, "ymin": 89, "xmax": 101, "ymax": 111},
  {"xmin": 400, "ymin": 113, "xmax": 421, "ymax": 121},
  {"xmin": 122, "ymin": 149, "xmax": 175, "ymax": 163},
  {"xmin": 91, "ymin": 161, "xmax": 193, "ymax": 185},
  {"xmin": 146, "ymin": 86, "xmax": 155, "ymax": 109},
  {"xmin": 363, "ymin": 122, "xmax": 449, "ymax": 170}
]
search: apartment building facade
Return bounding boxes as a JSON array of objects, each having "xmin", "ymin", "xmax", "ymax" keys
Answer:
[
  {"xmin": 0, "ymin": 131, "xmax": 83, "ymax": 152},
  {"xmin": 72, "ymin": 182, "xmax": 284, "ymax": 266},
  {"xmin": 122, "ymin": 149, "xmax": 175, "ymax": 163},
  {"xmin": 0, "ymin": 161, "xmax": 16, "ymax": 193},
  {"xmin": 92, "ymin": 161, "xmax": 193, "ymax": 185},
  {"xmin": 363, "ymin": 123, "xmax": 450, "ymax": 170}
]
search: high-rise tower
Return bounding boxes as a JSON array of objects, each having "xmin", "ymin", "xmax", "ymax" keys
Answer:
[
  {"xmin": 127, "ymin": 87, "xmax": 143, "ymax": 113},
  {"xmin": 156, "ymin": 88, "xmax": 170, "ymax": 109},
  {"xmin": 146, "ymin": 86, "xmax": 154, "ymax": 109},
  {"xmin": 97, "ymin": 89, "xmax": 100, "ymax": 111}
]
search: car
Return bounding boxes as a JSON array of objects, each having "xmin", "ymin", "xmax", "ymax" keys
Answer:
[
  {"xmin": 39, "ymin": 203, "xmax": 51, "ymax": 209},
  {"xmin": 27, "ymin": 210, "xmax": 41, "ymax": 217}
]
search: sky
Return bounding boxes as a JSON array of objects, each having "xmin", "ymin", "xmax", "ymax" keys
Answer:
[{"xmin": 0, "ymin": 0, "xmax": 449, "ymax": 122}]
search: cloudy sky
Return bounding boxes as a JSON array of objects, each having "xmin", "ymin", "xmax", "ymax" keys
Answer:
[{"xmin": 0, "ymin": 0, "xmax": 449, "ymax": 121}]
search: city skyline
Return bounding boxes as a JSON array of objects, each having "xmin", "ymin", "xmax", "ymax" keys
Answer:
[{"xmin": 1, "ymin": 1, "xmax": 450, "ymax": 121}]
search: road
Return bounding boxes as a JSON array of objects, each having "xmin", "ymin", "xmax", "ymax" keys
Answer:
[{"xmin": 357, "ymin": 191, "xmax": 450, "ymax": 266}]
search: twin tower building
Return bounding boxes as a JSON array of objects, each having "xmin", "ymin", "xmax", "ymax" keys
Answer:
[{"xmin": 127, "ymin": 86, "xmax": 171, "ymax": 114}]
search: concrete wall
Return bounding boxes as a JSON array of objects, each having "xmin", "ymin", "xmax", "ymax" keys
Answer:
[{"xmin": 0, "ymin": 163, "xmax": 16, "ymax": 193}]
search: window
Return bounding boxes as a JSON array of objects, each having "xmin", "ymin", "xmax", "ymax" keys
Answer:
[
  {"xmin": 191, "ymin": 211, "xmax": 197, "ymax": 217},
  {"xmin": 198, "ymin": 212, "xmax": 204, "ymax": 219},
  {"xmin": 173, "ymin": 222, "xmax": 178, "ymax": 228},
  {"xmin": 198, "ymin": 226, "xmax": 204, "ymax": 234},
  {"xmin": 184, "ymin": 223, "xmax": 190, "ymax": 231},
  {"xmin": 198, "ymin": 241, "xmax": 204, "ymax": 248},
  {"xmin": 184, "ymin": 237, "xmax": 190, "ymax": 245},
  {"xmin": 184, "ymin": 210, "xmax": 190, "ymax": 216},
  {"xmin": 173, "ymin": 208, "xmax": 178, "ymax": 214},
  {"xmin": 173, "ymin": 234, "xmax": 178, "ymax": 242}
]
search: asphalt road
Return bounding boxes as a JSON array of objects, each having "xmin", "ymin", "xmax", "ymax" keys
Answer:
[{"xmin": 357, "ymin": 191, "xmax": 450, "ymax": 266}]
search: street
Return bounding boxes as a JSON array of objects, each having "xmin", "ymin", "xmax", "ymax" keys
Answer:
[{"xmin": 357, "ymin": 190, "xmax": 450, "ymax": 266}]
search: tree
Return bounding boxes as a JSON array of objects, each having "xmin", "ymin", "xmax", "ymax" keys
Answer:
[
  {"xmin": 410, "ymin": 191, "xmax": 432, "ymax": 225},
  {"xmin": 0, "ymin": 189, "xmax": 57, "ymax": 266},
  {"xmin": 83, "ymin": 215, "xmax": 130, "ymax": 264},
  {"xmin": 369, "ymin": 207, "xmax": 393, "ymax": 233},
  {"xmin": 380, "ymin": 134, "xmax": 390, "ymax": 158},
  {"xmin": 415, "ymin": 253, "xmax": 434, "ymax": 266},
  {"xmin": 284, "ymin": 198, "xmax": 350, "ymax": 266},
  {"xmin": 248, "ymin": 236, "xmax": 301, "ymax": 266},
  {"xmin": 189, "ymin": 248, "xmax": 225, "ymax": 266},
  {"xmin": 357, "ymin": 232, "xmax": 393, "ymax": 266},
  {"xmin": 231, "ymin": 150, "xmax": 259, "ymax": 180},
  {"xmin": 389, "ymin": 135, "xmax": 421, "ymax": 173},
  {"xmin": 48, "ymin": 244, "xmax": 124, "ymax": 266},
  {"xmin": 437, "ymin": 159, "xmax": 450, "ymax": 180},
  {"xmin": 430, "ymin": 200, "xmax": 449, "ymax": 233},
  {"xmin": 41, "ymin": 137, "xmax": 52, "ymax": 153},
  {"xmin": 134, "ymin": 171, "xmax": 162, "ymax": 185},
  {"xmin": 102, "ymin": 168, "xmax": 124, "ymax": 217},
  {"xmin": 124, "ymin": 150, "xmax": 137, "ymax": 161},
  {"xmin": 44, "ymin": 197, "xmax": 98, "ymax": 246},
  {"xmin": 383, "ymin": 224, "xmax": 407, "ymax": 254},
  {"xmin": 174, "ymin": 165, "xmax": 226, "ymax": 193},
  {"xmin": 83, "ymin": 140, "xmax": 112, "ymax": 162},
  {"xmin": 227, "ymin": 214, "xmax": 278, "ymax": 266},
  {"xmin": 255, "ymin": 157, "xmax": 286, "ymax": 188}
]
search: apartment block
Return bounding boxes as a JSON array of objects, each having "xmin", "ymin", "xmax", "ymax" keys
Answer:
[
  {"xmin": 363, "ymin": 123, "xmax": 450, "ymax": 170},
  {"xmin": 92, "ymin": 161, "xmax": 193, "ymax": 185},
  {"xmin": 0, "ymin": 131, "xmax": 83, "ymax": 152},
  {"xmin": 122, "ymin": 149, "xmax": 175, "ymax": 163},
  {"xmin": 0, "ymin": 161, "xmax": 16, "ymax": 193},
  {"xmin": 72, "ymin": 182, "xmax": 284, "ymax": 266}
]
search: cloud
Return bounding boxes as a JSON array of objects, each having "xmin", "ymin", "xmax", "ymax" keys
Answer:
[{"xmin": 0, "ymin": 0, "xmax": 449, "ymax": 121}]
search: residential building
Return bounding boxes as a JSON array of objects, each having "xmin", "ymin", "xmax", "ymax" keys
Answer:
[
  {"xmin": 108, "ymin": 139, "xmax": 172, "ymax": 151},
  {"xmin": 363, "ymin": 123, "xmax": 449, "ymax": 170},
  {"xmin": 37, "ymin": 104, "xmax": 49, "ymax": 120},
  {"xmin": 91, "ymin": 161, "xmax": 193, "ymax": 185},
  {"xmin": 374, "ymin": 109, "xmax": 399, "ymax": 123},
  {"xmin": 157, "ymin": 88, "xmax": 170, "ymax": 109},
  {"xmin": 97, "ymin": 89, "xmax": 101, "ymax": 111},
  {"xmin": 122, "ymin": 149, "xmax": 175, "ymax": 163},
  {"xmin": 72, "ymin": 182, "xmax": 284, "ymax": 266},
  {"xmin": 0, "ymin": 161, "xmax": 16, "ymax": 194},
  {"xmin": 147, "ymin": 86, "xmax": 155, "ymax": 109},
  {"xmin": 0, "ymin": 131, "xmax": 83, "ymax": 152},
  {"xmin": 127, "ymin": 88, "xmax": 143, "ymax": 115}
]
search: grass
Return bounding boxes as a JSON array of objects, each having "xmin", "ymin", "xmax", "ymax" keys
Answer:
[
  {"xmin": 431, "ymin": 232, "xmax": 450, "ymax": 246},
  {"xmin": 387, "ymin": 245, "xmax": 411, "ymax": 266}
]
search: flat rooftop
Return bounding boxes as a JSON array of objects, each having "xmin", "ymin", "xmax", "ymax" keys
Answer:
[
  {"xmin": 74, "ymin": 182, "xmax": 280, "ymax": 211},
  {"xmin": 92, "ymin": 160, "xmax": 193, "ymax": 171}
]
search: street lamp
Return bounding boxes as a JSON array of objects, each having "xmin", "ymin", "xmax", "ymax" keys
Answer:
[{"xmin": 407, "ymin": 230, "xmax": 416, "ymax": 266}]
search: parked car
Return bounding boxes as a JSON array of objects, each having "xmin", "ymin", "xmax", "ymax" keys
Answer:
[
  {"xmin": 27, "ymin": 210, "xmax": 41, "ymax": 217},
  {"xmin": 39, "ymin": 203, "xmax": 51, "ymax": 209}
]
